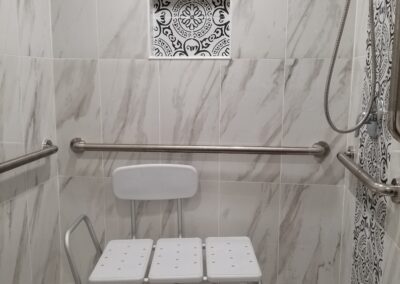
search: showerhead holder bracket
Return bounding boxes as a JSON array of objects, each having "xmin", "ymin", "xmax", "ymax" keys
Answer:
[{"xmin": 354, "ymin": 112, "xmax": 380, "ymax": 139}]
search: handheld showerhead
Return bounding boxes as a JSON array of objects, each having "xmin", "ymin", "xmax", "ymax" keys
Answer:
[{"xmin": 324, "ymin": 0, "xmax": 378, "ymax": 135}]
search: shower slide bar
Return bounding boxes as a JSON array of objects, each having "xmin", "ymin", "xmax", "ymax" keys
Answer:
[
  {"xmin": 337, "ymin": 149, "xmax": 400, "ymax": 204},
  {"xmin": 70, "ymin": 137, "xmax": 330, "ymax": 158},
  {"xmin": 0, "ymin": 139, "xmax": 58, "ymax": 174}
]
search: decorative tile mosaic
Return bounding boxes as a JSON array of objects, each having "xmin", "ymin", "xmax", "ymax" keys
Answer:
[
  {"xmin": 351, "ymin": 0, "xmax": 395, "ymax": 283},
  {"xmin": 151, "ymin": 0, "xmax": 231, "ymax": 58}
]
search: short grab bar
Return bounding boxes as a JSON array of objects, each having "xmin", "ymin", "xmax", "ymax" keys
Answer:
[
  {"xmin": 337, "ymin": 150, "xmax": 400, "ymax": 203},
  {"xmin": 70, "ymin": 138, "xmax": 330, "ymax": 158},
  {"xmin": 0, "ymin": 139, "xmax": 58, "ymax": 174}
]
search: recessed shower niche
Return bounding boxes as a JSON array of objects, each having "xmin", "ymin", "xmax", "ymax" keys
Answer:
[{"xmin": 150, "ymin": 0, "xmax": 231, "ymax": 58}]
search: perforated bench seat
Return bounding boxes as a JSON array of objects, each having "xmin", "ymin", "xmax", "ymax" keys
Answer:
[
  {"xmin": 206, "ymin": 237, "xmax": 262, "ymax": 283},
  {"xmin": 89, "ymin": 239, "xmax": 153, "ymax": 284},
  {"xmin": 149, "ymin": 238, "xmax": 203, "ymax": 283}
]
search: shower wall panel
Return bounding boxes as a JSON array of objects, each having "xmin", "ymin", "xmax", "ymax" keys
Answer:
[
  {"xmin": 0, "ymin": 0, "xmax": 60, "ymax": 283},
  {"xmin": 49, "ymin": 0, "xmax": 356, "ymax": 283}
]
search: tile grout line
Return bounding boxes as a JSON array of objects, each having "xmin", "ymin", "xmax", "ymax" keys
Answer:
[
  {"xmin": 94, "ymin": 0, "xmax": 107, "ymax": 244},
  {"xmin": 337, "ymin": 1, "xmax": 361, "ymax": 282},
  {"xmin": 218, "ymin": 60, "xmax": 223, "ymax": 237},
  {"xmin": 276, "ymin": 0, "xmax": 290, "ymax": 281}
]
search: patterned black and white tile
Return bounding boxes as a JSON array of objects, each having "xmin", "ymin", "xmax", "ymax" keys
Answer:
[
  {"xmin": 351, "ymin": 0, "xmax": 395, "ymax": 283},
  {"xmin": 151, "ymin": 0, "xmax": 231, "ymax": 58}
]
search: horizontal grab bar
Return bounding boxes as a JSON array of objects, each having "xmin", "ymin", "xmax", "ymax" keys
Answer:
[
  {"xmin": 70, "ymin": 138, "xmax": 330, "ymax": 158},
  {"xmin": 0, "ymin": 139, "xmax": 58, "ymax": 174},
  {"xmin": 337, "ymin": 151, "xmax": 400, "ymax": 203}
]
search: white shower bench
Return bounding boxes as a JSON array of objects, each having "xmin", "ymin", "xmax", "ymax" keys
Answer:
[{"xmin": 65, "ymin": 164, "xmax": 262, "ymax": 284}]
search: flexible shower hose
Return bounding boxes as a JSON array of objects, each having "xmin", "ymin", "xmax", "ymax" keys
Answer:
[{"xmin": 325, "ymin": 0, "xmax": 377, "ymax": 133}]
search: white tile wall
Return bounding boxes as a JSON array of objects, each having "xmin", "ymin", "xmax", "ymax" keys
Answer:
[
  {"xmin": 279, "ymin": 184, "xmax": 343, "ymax": 284},
  {"xmin": 51, "ymin": 0, "xmax": 98, "ymax": 58},
  {"xmin": 0, "ymin": 55, "xmax": 22, "ymax": 143},
  {"xmin": 0, "ymin": 1, "xmax": 61, "ymax": 284},
  {"xmin": 159, "ymin": 60, "xmax": 220, "ymax": 145},
  {"xmin": 231, "ymin": 0, "xmax": 286, "ymax": 59},
  {"xmin": 0, "ymin": 0, "xmax": 19, "ymax": 55},
  {"xmin": 0, "ymin": 193, "xmax": 32, "ymax": 284},
  {"xmin": 98, "ymin": 0, "xmax": 149, "ymax": 59},
  {"xmin": 53, "ymin": 59, "xmax": 103, "ymax": 177},
  {"xmin": 287, "ymin": 0, "xmax": 356, "ymax": 59},
  {"xmin": 17, "ymin": 0, "xmax": 53, "ymax": 57},
  {"xmin": 27, "ymin": 177, "xmax": 61, "ymax": 284},
  {"xmin": 282, "ymin": 58, "xmax": 350, "ymax": 185},
  {"xmin": 2, "ymin": 0, "xmax": 387, "ymax": 284}
]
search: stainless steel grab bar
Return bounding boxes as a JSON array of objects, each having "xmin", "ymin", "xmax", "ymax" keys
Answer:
[
  {"xmin": 70, "ymin": 138, "xmax": 330, "ymax": 158},
  {"xmin": 337, "ymin": 150, "xmax": 400, "ymax": 203},
  {"xmin": 0, "ymin": 139, "xmax": 58, "ymax": 174}
]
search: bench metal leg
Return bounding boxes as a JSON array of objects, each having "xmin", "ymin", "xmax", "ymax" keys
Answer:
[{"xmin": 64, "ymin": 215, "xmax": 103, "ymax": 284}]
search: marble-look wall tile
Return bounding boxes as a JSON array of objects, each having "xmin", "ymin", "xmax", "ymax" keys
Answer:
[
  {"xmin": 99, "ymin": 60, "xmax": 159, "ymax": 144},
  {"xmin": 0, "ymin": 193, "xmax": 31, "ymax": 284},
  {"xmin": 51, "ymin": 0, "xmax": 98, "ymax": 58},
  {"xmin": 20, "ymin": 57, "xmax": 57, "ymax": 187},
  {"xmin": 159, "ymin": 60, "xmax": 220, "ymax": 145},
  {"xmin": 279, "ymin": 184, "xmax": 343, "ymax": 284},
  {"xmin": 0, "ymin": 55, "xmax": 22, "ymax": 143},
  {"xmin": 220, "ymin": 181, "xmax": 279, "ymax": 284},
  {"xmin": 282, "ymin": 59, "xmax": 351, "ymax": 185},
  {"xmin": 390, "ymin": 123, "xmax": 400, "ymax": 151},
  {"xmin": 157, "ymin": 183, "xmax": 219, "ymax": 238},
  {"xmin": 381, "ymin": 234, "xmax": 400, "ymax": 284},
  {"xmin": 183, "ymin": 181, "xmax": 219, "ymax": 238},
  {"xmin": 160, "ymin": 153, "xmax": 219, "ymax": 181},
  {"xmin": 354, "ymin": 0, "xmax": 369, "ymax": 57},
  {"xmin": 0, "ymin": 143, "xmax": 27, "ymax": 203},
  {"xmin": 97, "ymin": 0, "xmax": 148, "ymax": 58},
  {"xmin": 347, "ymin": 56, "xmax": 367, "ymax": 149},
  {"xmin": 27, "ymin": 177, "xmax": 61, "ymax": 284},
  {"xmin": 20, "ymin": 57, "xmax": 56, "ymax": 151},
  {"xmin": 220, "ymin": 60, "xmax": 284, "ymax": 146},
  {"xmin": 390, "ymin": 135, "xmax": 400, "ymax": 152},
  {"xmin": 160, "ymin": 199, "xmax": 178, "ymax": 238},
  {"xmin": 99, "ymin": 59, "xmax": 160, "ymax": 176},
  {"xmin": 59, "ymin": 176, "xmax": 105, "ymax": 284},
  {"xmin": 231, "ymin": 0, "xmax": 286, "ymax": 59},
  {"xmin": 287, "ymin": 0, "xmax": 356, "ymax": 59},
  {"xmin": 0, "ymin": 0, "xmax": 19, "ymax": 55},
  {"xmin": 103, "ymin": 151, "xmax": 160, "ymax": 178},
  {"xmin": 159, "ymin": 60, "xmax": 220, "ymax": 180},
  {"xmin": 220, "ymin": 153, "xmax": 280, "ymax": 183},
  {"xmin": 17, "ymin": 0, "xmax": 52, "ymax": 57},
  {"xmin": 54, "ymin": 59, "xmax": 103, "ymax": 177},
  {"xmin": 104, "ymin": 178, "xmax": 161, "ymax": 242},
  {"xmin": 339, "ymin": 187, "xmax": 356, "ymax": 284},
  {"xmin": 220, "ymin": 59, "xmax": 283, "ymax": 182}
]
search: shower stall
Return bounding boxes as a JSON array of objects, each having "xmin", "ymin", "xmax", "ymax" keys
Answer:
[{"xmin": 0, "ymin": 0, "xmax": 399, "ymax": 284}]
